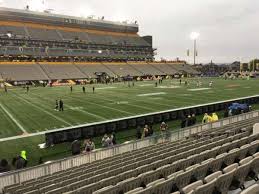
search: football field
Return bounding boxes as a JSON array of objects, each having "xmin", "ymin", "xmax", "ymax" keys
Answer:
[{"xmin": 0, "ymin": 77, "xmax": 259, "ymax": 139}]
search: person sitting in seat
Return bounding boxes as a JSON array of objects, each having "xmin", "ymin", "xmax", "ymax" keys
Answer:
[
  {"xmin": 84, "ymin": 138, "xmax": 95, "ymax": 152},
  {"xmin": 0, "ymin": 159, "xmax": 11, "ymax": 173},
  {"xmin": 160, "ymin": 122, "xmax": 168, "ymax": 133}
]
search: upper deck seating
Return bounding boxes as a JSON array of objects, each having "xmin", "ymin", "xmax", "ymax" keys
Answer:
[{"xmin": 27, "ymin": 28, "xmax": 62, "ymax": 41}]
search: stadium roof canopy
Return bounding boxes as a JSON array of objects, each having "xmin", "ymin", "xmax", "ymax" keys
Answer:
[{"xmin": 0, "ymin": 7, "xmax": 138, "ymax": 33}]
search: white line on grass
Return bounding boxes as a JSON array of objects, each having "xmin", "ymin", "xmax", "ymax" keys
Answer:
[
  {"xmin": 0, "ymin": 103, "xmax": 28, "ymax": 134},
  {"xmin": 29, "ymin": 93, "xmax": 108, "ymax": 121},
  {"xmin": 137, "ymin": 92, "xmax": 167, "ymax": 97},
  {"xmin": 13, "ymin": 94, "xmax": 72, "ymax": 126},
  {"xmin": 67, "ymin": 95, "xmax": 133, "ymax": 115}
]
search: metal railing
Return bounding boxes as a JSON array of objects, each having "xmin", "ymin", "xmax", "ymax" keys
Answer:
[{"xmin": 0, "ymin": 111, "xmax": 258, "ymax": 193}]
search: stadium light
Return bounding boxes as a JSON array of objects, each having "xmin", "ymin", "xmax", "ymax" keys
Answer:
[
  {"xmin": 190, "ymin": 32, "xmax": 200, "ymax": 40},
  {"xmin": 190, "ymin": 32, "xmax": 200, "ymax": 65}
]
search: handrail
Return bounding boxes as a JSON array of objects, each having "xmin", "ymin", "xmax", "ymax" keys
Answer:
[{"xmin": 0, "ymin": 110, "xmax": 258, "ymax": 193}]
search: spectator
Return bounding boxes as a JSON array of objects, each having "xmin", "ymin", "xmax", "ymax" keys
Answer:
[
  {"xmin": 71, "ymin": 140, "xmax": 81, "ymax": 155},
  {"xmin": 136, "ymin": 126, "xmax": 142, "ymax": 139},
  {"xmin": 224, "ymin": 109, "xmax": 229, "ymax": 118},
  {"xmin": 191, "ymin": 114, "xmax": 197, "ymax": 126},
  {"xmin": 12, "ymin": 151, "xmax": 28, "ymax": 169},
  {"xmin": 202, "ymin": 113, "xmax": 212, "ymax": 123},
  {"xmin": 111, "ymin": 132, "xmax": 117, "ymax": 145},
  {"xmin": 186, "ymin": 115, "xmax": 192, "ymax": 127},
  {"xmin": 148, "ymin": 125, "xmax": 153, "ymax": 136},
  {"xmin": 181, "ymin": 115, "xmax": 187, "ymax": 128},
  {"xmin": 160, "ymin": 122, "xmax": 168, "ymax": 133},
  {"xmin": 142, "ymin": 125, "xmax": 149, "ymax": 138},
  {"xmin": 84, "ymin": 138, "xmax": 95, "ymax": 152},
  {"xmin": 102, "ymin": 134, "xmax": 112, "ymax": 147},
  {"xmin": 0, "ymin": 159, "xmax": 11, "ymax": 173},
  {"xmin": 212, "ymin": 113, "xmax": 219, "ymax": 122},
  {"xmin": 38, "ymin": 157, "xmax": 43, "ymax": 165}
]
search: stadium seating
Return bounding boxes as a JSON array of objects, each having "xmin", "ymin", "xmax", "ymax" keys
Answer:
[
  {"xmin": 3, "ymin": 116, "xmax": 259, "ymax": 194},
  {"xmin": 167, "ymin": 63, "xmax": 199, "ymax": 75},
  {"xmin": 38, "ymin": 63, "xmax": 86, "ymax": 80},
  {"xmin": 103, "ymin": 63, "xmax": 142, "ymax": 77},
  {"xmin": 75, "ymin": 63, "xmax": 116, "ymax": 78},
  {"xmin": 128, "ymin": 62, "xmax": 163, "ymax": 76},
  {"xmin": 0, "ymin": 63, "xmax": 49, "ymax": 81},
  {"xmin": 150, "ymin": 63, "xmax": 179, "ymax": 75}
]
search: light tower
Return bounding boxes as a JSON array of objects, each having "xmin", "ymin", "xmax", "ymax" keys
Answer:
[{"xmin": 190, "ymin": 32, "xmax": 200, "ymax": 65}]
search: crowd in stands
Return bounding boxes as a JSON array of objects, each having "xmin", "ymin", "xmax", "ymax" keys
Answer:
[
  {"xmin": 181, "ymin": 114, "xmax": 197, "ymax": 128},
  {"xmin": 0, "ymin": 150, "xmax": 27, "ymax": 173}
]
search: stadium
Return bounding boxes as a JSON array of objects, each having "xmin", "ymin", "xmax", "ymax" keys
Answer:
[{"xmin": 0, "ymin": 3, "xmax": 259, "ymax": 194}]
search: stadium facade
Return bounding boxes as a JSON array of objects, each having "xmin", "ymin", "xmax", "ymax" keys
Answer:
[{"xmin": 0, "ymin": 7, "xmax": 199, "ymax": 83}]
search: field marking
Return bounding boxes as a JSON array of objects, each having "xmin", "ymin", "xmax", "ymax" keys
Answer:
[
  {"xmin": 188, "ymin": 88, "xmax": 210, "ymax": 91},
  {"xmin": 67, "ymin": 95, "xmax": 133, "ymax": 116},
  {"xmin": 85, "ymin": 94, "xmax": 158, "ymax": 111},
  {"xmin": 137, "ymin": 92, "xmax": 167, "ymax": 97},
  {"xmin": 156, "ymin": 86, "xmax": 181, "ymax": 89},
  {"xmin": 224, "ymin": 89, "xmax": 236, "ymax": 91},
  {"xmin": 139, "ymin": 84, "xmax": 153, "ymax": 87},
  {"xmin": 12, "ymin": 94, "xmax": 72, "ymax": 126},
  {"xmin": 29, "ymin": 93, "xmax": 108, "ymax": 121},
  {"xmin": 96, "ymin": 87, "xmax": 117, "ymax": 90},
  {"xmin": 0, "ymin": 103, "xmax": 28, "ymax": 134}
]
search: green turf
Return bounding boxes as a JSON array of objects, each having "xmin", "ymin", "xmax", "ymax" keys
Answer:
[{"xmin": 0, "ymin": 77, "xmax": 259, "ymax": 167}]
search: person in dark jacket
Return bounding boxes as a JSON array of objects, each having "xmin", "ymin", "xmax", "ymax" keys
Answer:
[
  {"xmin": 186, "ymin": 115, "xmax": 192, "ymax": 127},
  {"xmin": 12, "ymin": 151, "xmax": 28, "ymax": 170},
  {"xmin": 148, "ymin": 125, "xmax": 153, "ymax": 136},
  {"xmin": 191, "ymin": 114, "xmax": 197, "ymax": 126},
  {"xmin": 136, "ymin": 126, "xmax": 142, "ymax": 139},
  {"xmin": 0, "ymin": 159, "xmax": 11, "ymax": 173},
  {"xmin": 111, "ymin": 132, "xmax": 117, "ymax": 145},
  {"xmin": 181, "ymin": 115, "xmax": 187, "ymax": 128},
  {"xmin": 59, "ymin": 99, "xmax": 64, "ymax": 112},
  {"xmin": 71, "ymin": 140, "xmax": 81, "ymax": 155}
]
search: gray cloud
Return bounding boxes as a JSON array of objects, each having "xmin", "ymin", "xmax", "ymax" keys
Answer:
[{"xmin": 0, "ymin": 0, "xmax": 258, "ymax": 63}]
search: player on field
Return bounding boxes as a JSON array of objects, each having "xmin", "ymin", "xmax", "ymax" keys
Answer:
[
  {"xmin": 59, "ymin": 99, "xmax": 64, "ymax": 111},
  {"xmin": 55, "ymin": 100, "xmax": 58, "ymax": 111},
  {"xmin": 4, "ymin": 85, "xmax": 7, "ymax": 93},
  {"xmin": 209, "ymin": 81, "xmax": 213, "ymax": 87},
  {"xmin": 26, "ymin": 85, "xmax": 29, "ymax": 93},
  {"xmin": 70, "ymin": 85, "xmax": 73, "ymax": 93},
  {"xmin": 82, "ymin": 86, "xmax": 86, "ymax": 93},
  {"xmin": 92, "ymin": 86, "xmax": 95, "ymax": 93}
]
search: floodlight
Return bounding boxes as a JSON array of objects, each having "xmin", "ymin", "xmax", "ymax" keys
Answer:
[{"xmin": 190, "ymin": 32, "xmax": 200, "ymax": 40}]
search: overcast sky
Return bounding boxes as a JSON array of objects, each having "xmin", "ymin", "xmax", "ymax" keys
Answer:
[{"xmin": 0, "ymin": 0, "xmax": 258, "ymax": 63}]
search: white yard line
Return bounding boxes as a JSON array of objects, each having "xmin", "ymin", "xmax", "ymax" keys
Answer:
[
  {"xmin": 13, "ymin": 94, "xmax": 72, "ymax": 126},
  {"xmin": 30, "ymin": 93, "xmax": 108, "ymax": 121},
  {"xmin": 67, "ymin": 96, "xmax": 133, "ymax": 115},
  {"xmin": 137, "ymin": 92, "xmax": 167, "ymax": 97},
  {"xmin": 188, "ymin": 88, "xmax": 211, "ymax": 91},
  {"xmin": 0, "ymin": 103, "xmax": 28, "ymax": 134}
]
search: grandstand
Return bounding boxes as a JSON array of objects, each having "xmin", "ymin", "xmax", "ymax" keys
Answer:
[
  {"xmin": 0, "ymin": 7, "xmax": 199, "ymax": 83},
  {"xmin": 0, "ymin": 7, "xmax": 153, "ymax": 62}
]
